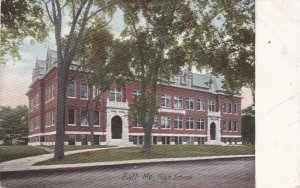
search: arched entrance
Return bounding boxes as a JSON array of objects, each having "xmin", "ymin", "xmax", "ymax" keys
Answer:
[
  {"xmin": 111, "ymin": 116, "xmax": 122, "ymax": 139},
  {"xmin": 210, "ymin": 122, "xmax": 216, "ymax": 140}
]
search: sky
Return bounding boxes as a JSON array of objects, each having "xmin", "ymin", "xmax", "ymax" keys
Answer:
[{"xmin": 0, "ymin": 8, "xmax": 253, "ymax": 109}]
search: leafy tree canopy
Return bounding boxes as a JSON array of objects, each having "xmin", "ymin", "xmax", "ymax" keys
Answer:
[
  {"xmin": 185, "ymin": 0, "xmax": 255, "ymax": 96},
  {"xmin": 1, "ymin": 0, "xmax": 48, "ymax": 64},
  {"xmin": 0, "ymin": 105, "xmax": 28, "ymax": 145}
]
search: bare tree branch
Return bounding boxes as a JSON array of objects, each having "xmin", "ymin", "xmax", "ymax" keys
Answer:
[
  {"xmin": 69, "ymin": 0, "xmax": 93, "ymax": 62},
  {"xmin": 86, "ymin": 0, "xmax": 121, "ymax": 20},
  {"xmin": 51, "ymin": 0, "xmax": 58, "ymax": 23},
  {"xmin": 42, "ymin": 0, "xmax": 54, "ymax": 25},
  {"xmin": 64, "ymin": 0, "xmax": 88, "ymax": 58},
  {"xmin": 55, "ymin": 0, "xmax": 62, "ymax": 24}
]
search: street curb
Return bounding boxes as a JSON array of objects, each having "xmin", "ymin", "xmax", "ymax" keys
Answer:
[{"xmin": 0, "ymin": 155, "xmax": 254, "ymax": 179}]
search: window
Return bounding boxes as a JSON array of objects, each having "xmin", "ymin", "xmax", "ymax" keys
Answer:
[
  {"xmin": 80, "ymin": 83, "xmax": 88, "ymax": 99},
  {"xmin": 68, "ymin": 135, "xmax": 76, "ymax": 145},
  {"xmin": 133, "ymin": 136, "xmax": 143, "ymax": 145},
  {"xmin": 198, "ymin": 137, "xmax": 205, "ymax": 144},
  {"xmin": 152, "ymin": 136, "xmax": 157, "ymax": 145},
  {"xmin": 233, "ymin": 121, "xmax": 237, "ymax": 132},
  {"xmin": 186, "ymin": 98, "xmax": 194, "ymax": 110},
  {"xmin": 228, "ymin": 121, "xmax": 232, "ymax": 131},
  {"xmin": 81, "ymin": 135, "xmax": 88, "ymax": 145},
  {"xmin": 174, "ymin": 96, "xmax": 183, "ymax": 109},
  {"xmin": 228, "ymin": 103, "xmax": 232, "ymax": 114},
  {"xmin": 197, "ymin": 119, "xmax": 205, "ymax": 130},
  {"xmin": 223, "ymin": 121, "xmax": 227, "ymax": 131},
  {"xmin": 162, "ymin": 136, "xmax": 170, "ymax": 145},
  {"xmin": 209, "ymin": 100, "xmax": 216, "ymax": 112},
  {"xmin": 93, "ymin": 86, "xmax": 100, "ymax": 99},
  {"xmin": 197, "ymin": 99, "xmax": 205, "ymax": 111},
  {"xmin": 81, "ymin": 109, "xmax": 88, "ymax": 125},
  {"xmin": 174, "ymin": 116, "xmax": 183, "ymax": 129},
  {"xmin": 233, "ymin": 103, "xmax": 238, "ymax": 114},
  {"xmin": 174, "ymin": 76, "xmax": 180, "ymax": 85},
  {"xmin": 68, "ymin": 109, "xmax": 76, "ymax": 125},
  {"xmin": 109, "ymin": 89, "xmax": 122, "ymax": 102},
  {"xmin": 68, "ymin": 81, "xmax": 76, "ymax": 98},
  {"xmin": 186, "ymin": 137, "xmax": 194, "ymax": 145},
  {"xmin": 133, "ymin": 115, "xmax": 142, "ymax": 128},
  {"xmin": 175, "ymin": 137, "xmax": 183, "ymax": 144},
  {"xmin": 161, "ymin": 116, "xmax": 171, "ymax": 128},
  {"xmin": 223, "ymin": 103, "xmax": 227, "ymax": 113},
  {"xmin": 153, "ymin": 116, "xmax": 158, "ymax": 128},
  {"xmin": 133, "ymin": 90, "xmax": 142, "ymax": 97},
  {"xmin": 186, "ymin": 78, "xmax": 192, "ymax": 87},
  {"xmin": 93, "ymin": 111, "xmax": 99, "ymax": 126},
  {"xmin": 45, "ymin": 85, "xmax": 52, "ymax": 102},
  {"xmin": 45, "ymin": 110, "xmax": 55, "ymax": 127},
  {"xmin": 34, "ymin": 115, "xmax": 40, "ymax": 129},
  {"xmin": 186, "ymin": 117, "xmax": 194, "ymax": 129},
  {"xmin": 160, "ymin": 94, "xmax": 170, "ymax": 107}
]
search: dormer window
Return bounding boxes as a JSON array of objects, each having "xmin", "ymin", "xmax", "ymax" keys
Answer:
[
  {"xmin": 186, "ymin": 77, "xmax": 192, "ymax": 87},
  {"xmin": 174, "ymin": 76, "xmax": 180, "ymax": 85}
]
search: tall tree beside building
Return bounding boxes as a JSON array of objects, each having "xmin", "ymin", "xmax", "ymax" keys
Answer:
[
  {"xmin": 118, "ymin": 0, "xmax": 196, "ymax": 152},
  {"xmin": 0, "ymin": 0, "xmax": 48, "ymax": 64},
  {"xmin": 78, "ymin": 27, "xmax": 133, "ymax": 146},
  {"xmin": 185, "ymin": 0, "xmax": 255, "ymax": 98},
  {"xmin": 0, "ymin": 105, "xmax": 28, "ymax": 145},
  {"xmin": 41, "ymin": 0, "xmax": 118, "ymax": 160}
]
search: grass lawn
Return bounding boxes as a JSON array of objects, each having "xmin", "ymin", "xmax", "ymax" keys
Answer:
[
  {"xmin": 42, "ymin": 145, "xmax": 112, "ymax": 152},
  {"xmin": 36, "ymin": 145, "xmax": 254, "ymax": 165},
  {"xmin": 0, "ymin": 146, "xmax": 49, "ymax": 163}
]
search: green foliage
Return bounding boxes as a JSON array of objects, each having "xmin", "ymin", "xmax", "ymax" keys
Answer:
[
  {"xmin": 0, "ymin": 105, "xmax": 28, "ymax": 145},
  {"xmin": 242, "ymin": 105, "xmax": 255, "ymax": 144},
  {"xmin": 0, "ymin": 0, "xmax": 48, "ymax": 64},
  {"xmin": 185, "ymin": 0, "xmax": 255, "ymax": 96},
  {"xmin": 116, "ymin": 0, "xmax": 198, "ymax": 151}
]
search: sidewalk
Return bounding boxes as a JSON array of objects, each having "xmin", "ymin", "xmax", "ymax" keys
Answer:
[{"xmin": 0, "ymin": 147, "xmax": 254, "ymax": 174}]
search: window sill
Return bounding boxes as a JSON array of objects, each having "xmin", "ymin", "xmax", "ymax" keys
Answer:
[
  {"xmin": 161, "ymin": 128, "xmax": 171, "ymax": 129},
  {"xmin": 80, "ymin": 124, "xmax": 89, "ymax": 127},
  {"xmin": 68, "ymin": 124, "xmax": 76, "ymax": 126},
  {"xmin": 174, "ymin": 128, "xmax": 183, "ymax": 130},
  {"xmin": 80, "ymin": 98, "xmax": 89, "ymax": 100},
  {"xmin": 68, "ymin": 96, "xmax": 76, "ymax": 99}
]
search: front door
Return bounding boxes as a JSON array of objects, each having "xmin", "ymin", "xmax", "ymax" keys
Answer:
[
  {"xmin": 111, "ymin": 116, "xmax": 122, "ymax": 139},
  {"xmin": 210, "ymin": 122, "xmax": 216, "ymax": 140}
]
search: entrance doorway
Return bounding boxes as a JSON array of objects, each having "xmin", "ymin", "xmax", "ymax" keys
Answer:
[
  {"xmin": 111, "ymin": 116, "xmax": 122, "ymax": 139},
  {"xmin": 210, "ymin": 122, "xmax": 216, "ymax": 140}
]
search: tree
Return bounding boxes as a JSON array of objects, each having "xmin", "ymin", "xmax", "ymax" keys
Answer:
[
  {"xmin": 0, "ymin": 0, "xmax": 48, "ymax": 64},
  {"xmin": 42, "ymin": 0, "xmax": 119, "ymax": 160},
  {"xmin": 118, "ymin": 0, "xmax": 196, "ymax": 152},
  {"xmin": 185, "ymin": 0, "xmax": 255, "ymax": 99},
  {"xmin": 0, "ymin": 105, "xmax": 28, "ymax": 145},
  {"xmin": 78, "ymin": 26, "xmax": 132, "ymax": 146},
  {"xmin": 242, "ymin": 105, "xmax": 255, "ymax": 144}
]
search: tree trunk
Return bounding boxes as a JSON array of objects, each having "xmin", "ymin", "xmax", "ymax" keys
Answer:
[
  {"xmin": 54, "ymin": 62, "xmax": 68, "ymax": 160},
  {"xmin": 143, "ymin": 119, "xmax": 152, "ymax": 152}
]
